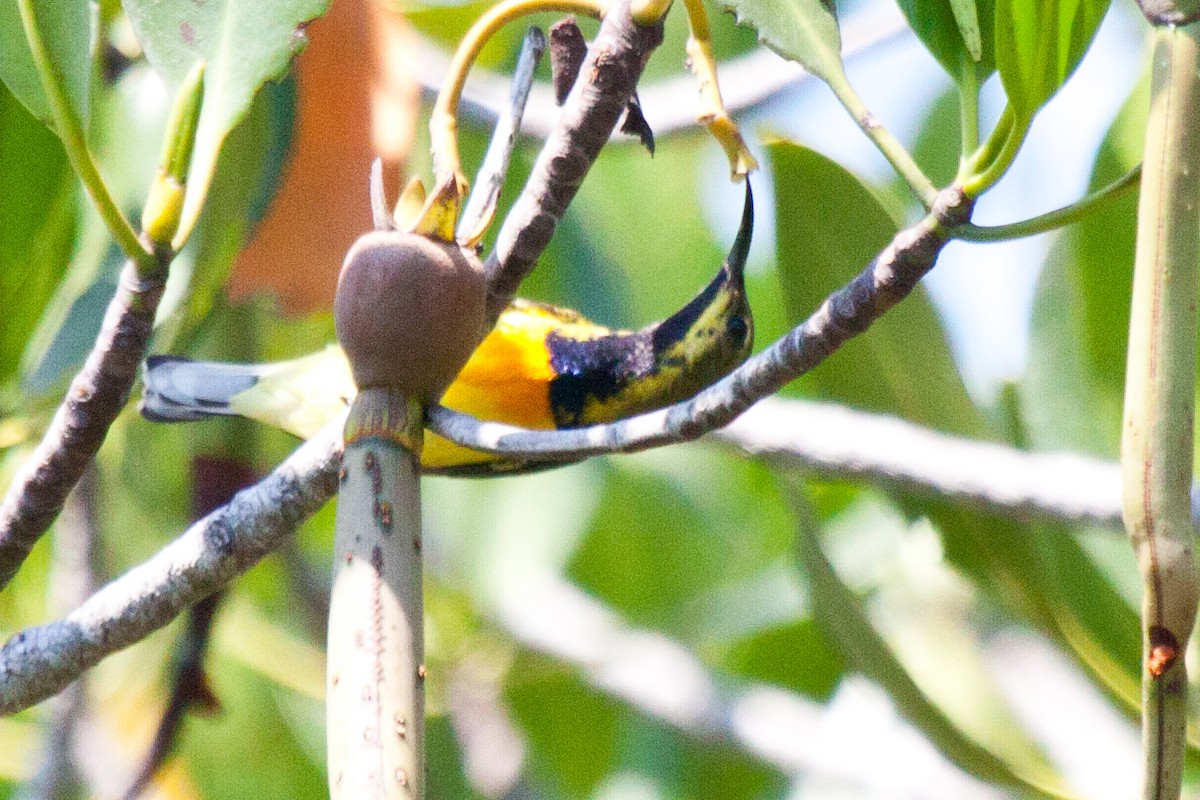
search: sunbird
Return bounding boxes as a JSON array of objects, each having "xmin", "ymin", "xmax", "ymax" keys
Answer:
[{"xmin": 142, "ymin": 185, "xmax": 754, "ymax": 476}]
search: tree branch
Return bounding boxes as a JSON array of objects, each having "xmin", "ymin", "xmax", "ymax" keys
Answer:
[
  {"xmin": 435, "ymin": 185, "xmax": 974, "ymax": 460},
  {"xmin": 717, "ymin": 397, "xmax": 1131, "ymax": 527},
  {"xmin": 0, "ymin": 423, "xmax": 341, "ymax": 715},
  {"xmin": 0, "ymin": 393, "xmax": 1180, "ymax": 716},
  {"xmin": 483, "ymin": 0, "xmax": 665, "ymax": 322},
  {"xmin": 0, "ymin": 258, "xmax": 168, "ymax": 592}
]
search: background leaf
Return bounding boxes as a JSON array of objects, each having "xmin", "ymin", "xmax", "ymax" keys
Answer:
[
  {"xmin": 897, "ymin": 0, "xmax": 996, "ymax": 81},
  {"xmin": 0, "ymin": 82, "xmax": 75, "ymax": 390},
  {"xmin": 993, "ymin": 0, "xmax": 1111, "ymax": 122},
  {"xmin": 767, "ymin": 138, "xmax": 979, "ymax": 433},
  {"xmin": 794, "ymin": 506, "xmax": 1071, "ymax": 798},
  {"xmin": 721, "ymin": 0, "xmax": 846, "ymax": 85},
  {"xmin": 0, "ymin": 0, "xmax": 90, "ymax": 131},
  {"xmin": 123, "ymin": 0, "xmax": 330, "ymax": 240}
]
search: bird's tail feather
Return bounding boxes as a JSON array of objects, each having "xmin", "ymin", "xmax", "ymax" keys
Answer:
[{"xmin": 140, "ymin": 355, "xmax": 266, "ymax": 423}]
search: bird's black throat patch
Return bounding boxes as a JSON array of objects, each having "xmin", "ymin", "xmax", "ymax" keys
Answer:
[{"xmin": 547, "ymin": 331, "xmax": 655, "ymax": 427}]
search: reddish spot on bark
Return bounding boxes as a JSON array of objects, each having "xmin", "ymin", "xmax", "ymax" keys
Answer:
[
  {"xmin": 1148, "ymin": 625, "xmax": 1180, "ymax": 677},
  {"xmin": 180, "ymin": 21, "xmax": 196, "ymax": 47}
]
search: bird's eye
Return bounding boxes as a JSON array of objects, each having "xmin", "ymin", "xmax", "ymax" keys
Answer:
[{"xmin": 726, "ymin": 316, "xmax": 748, "ymax": 343}]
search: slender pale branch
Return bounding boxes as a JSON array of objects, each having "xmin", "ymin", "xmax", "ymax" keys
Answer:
[
  {"xmin": 457, "ymin": 26, "xmax": 546, "ymax": 246},
  {"xmin": 483, "ymin": 0, "xmax": 665, "ymax": 322},
  {"xmin": 954, "ymin": 164, "xmax": 1142, "ymax": 243},
  {"xmin": 1120, "ymin": 24, "xmax": 1200, "ymax": 800},
  {"xmin": 717, "ymin": 397, "xmax": 1129, "ymax": 527},
  {"xmin": 823, "ymin": 71, "xmax": 937, "ymax": 208},
  {"xmin": 442, "ymin": 185, "xmax": 973, "ymax": 458},
  {"xmin": 15, "ymin": 0, "xmax": 153, "ymax": 272},
  {"xmin": 492, "ymin": 573, "xmax": 1002, "ymax": 797},
  {"xmin": 0, "ymin": 423, "xmax": 342, "ymax": 714}
]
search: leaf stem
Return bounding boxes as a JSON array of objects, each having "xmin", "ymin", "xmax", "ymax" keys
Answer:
[
  {"xmin": 824, "ymin": 73, "xmax": 937, "ymax": 208},
  {"xmin": 954, "ymin": 164, "xmax": 1142, "ymax": 242},
  {"xmin": 16, "ymin": 0, "xmax": 154, "ymax": 274},
  {"xmin": 959, "ymin": 106, "xmax": 1026, "ymax": 198},
  {"xmin": 957, "ymin": 62, "xmax": 980, "ymax": 159},
  {"xmin": 679, "ymin": 0, "xmax": 757, "ymax": 177}
]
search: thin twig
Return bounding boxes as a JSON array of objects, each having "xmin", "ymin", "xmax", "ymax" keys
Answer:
[
  {"xmin": 436, "ymin": 185, "xmax": 974, "ymax": 459},
  {"xmin": 483, "ymin": 0, "xmax": 665, "ymax": 322},
  {"xmin": 458, "ymin": 27, "xmax": 546, "ymax": 244},
  {"xmin": 0, "ymin": 259, "xmax": 168, "ymax": 593},
  {"xmin": 0, "ymin": 423, "xmax": 341, "ymax": 715}
]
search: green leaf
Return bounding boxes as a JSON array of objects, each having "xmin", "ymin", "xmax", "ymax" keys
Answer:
[
  {"xmin": 507, "ymin": 659, "xmax": 621, "ymax": 797},
  {"xmin": 1024, "ymin": 73, "xmax": 1145, "ymax": 457},
  {"xmin": 123, "ymin": 0, "xmax": 330, "ymax": 241},
  {"xmin": 896, "ymin": 0, "xmax": 996, "ymax": 80},
  {"xmin": 767, "ymin": 138, "xmax": 980, "ymax": 435},
  {"xmin": 19, "ymin": 67, "xmax": 295, "ymax": 397},
  {"xmin": 993, "ymin": 0, "xmax": 1111, "ymax": 122},
  {"xmin": 722, "ymin": 618, "xmax": 845, "ymax": 700},
  {"xmin": 0, "ymin": 0, "xmax": 90, "ymax": 131},
  {"xmin": 569, "ymin": 451, "xmax": 793, "ymax": 638},
  {"xmin": 0, "ymin": 81, "xmax": 75, "ymax": 388},
  {"xmin": 721, "ymin": 0, "xmax": 846, "ymax": 85},
  {"xmin": 795, "ymin": 516, "xmax": 1074, "ymax": 799}
]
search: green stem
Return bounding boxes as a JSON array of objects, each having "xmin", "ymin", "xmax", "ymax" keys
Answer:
[
  {"xmin": 328, "ymin": 389, "xmax": 426, "ymax": 800},
  {"xmin": 1120, "ymin": 24, "xmax": 1200, "ymax": 800},
  {"xmin": 825, "ymin": 72, "xmax": 937, "ymax": 208},
  {"xmin": 957, "ymin": 61, "xmax": 980, "ymax": 160},
  {"xmin": 960, "ymin": 110, "xmax": 1027, "ymax": 198},
  {"xmin": 16, "ymin": 0, "xmax": 154, "ymax": 274},
  {"xmin": 954, "ymin": 164, "xmax": 1142, "ymax": 242}
]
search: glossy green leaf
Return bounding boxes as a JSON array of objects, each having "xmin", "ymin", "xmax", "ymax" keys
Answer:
[
  {"xmin": 767, "ymin": 138, "xmax": 980, "ymax": 435},
  {"xmin": 993, "ymin": 0, "xmax": 1111, "ymax": 122},
  {"xmin": 795, "ymin": 516, "xmax": 1073, "ymax": 798},
  {"xmin": 123, "ymin": 0, "xmax": 329, "ymax": 241},
  {"xmin": 0, "ymin": 0, "xmax": 89, "ymax": 131},
  {"xmin": 721, "ymin": 0, "xmax": 846, "ymax": 85},
  {"xmin": 897, "ymin": 0, "xmax": 996, "ymax": 80}
]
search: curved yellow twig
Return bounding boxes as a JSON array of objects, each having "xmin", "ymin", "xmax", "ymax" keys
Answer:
[{"xmin": 424, "ymin": 0, "xmax": 607, "ymax": 240}]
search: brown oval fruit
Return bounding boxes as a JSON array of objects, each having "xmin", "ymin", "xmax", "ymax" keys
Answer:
[{"xmin": 334, "ymin": 230, "xmax": 486, "ymax": 399}]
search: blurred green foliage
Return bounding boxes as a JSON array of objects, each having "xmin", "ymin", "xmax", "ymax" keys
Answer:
[{"xmin": 0, "ymin": 0, "xmax": 1173, "ymax": 798}]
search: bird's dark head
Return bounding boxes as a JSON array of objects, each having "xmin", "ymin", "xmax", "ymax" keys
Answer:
[{"xmin": 648, "ymin": 181, "xmax": 755, "ymax": 390}]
